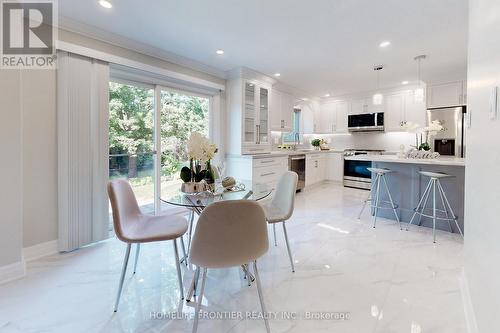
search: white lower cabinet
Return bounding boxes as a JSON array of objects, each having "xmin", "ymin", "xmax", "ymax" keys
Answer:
[
  {"xmin": 305, "ymin": 153, "xmax": 326, "ymax": 187},
  {"xmin": 225, "ymin": 155, "xmax": 288, "ymax": 196},
  {"xmin": 326, "ymin": 152, "xmax": 343, "ymax": 182}
]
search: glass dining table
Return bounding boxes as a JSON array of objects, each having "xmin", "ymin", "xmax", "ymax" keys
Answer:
[
  {"xmin": 160, "ymin": 181, "xmax": 273, "ymax": 301},
  {"xmin": 161, "ymin": 181, "xmax": 272, "ymax": 215}
]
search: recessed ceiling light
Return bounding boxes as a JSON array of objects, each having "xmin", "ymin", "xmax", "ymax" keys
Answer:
[
  {"xmin": 379, "ymin": 41, "xmax": 391, "ymax": 48},
  {"xmin": 324, "ymin": 93, "xmax": 330, "ymax": 97},
  {"xmin": 215, "ymin": 49, "xmax": 224, "ymax": 55},
  {"xmin": 401, "ymin": 80, "xmax": 409, "ymax": 85},
  {"xmin": 274, "ymin": 73, "xmax": 281, "ymax": 77},
  {"xmin": 302, "ymin": 98, "xmax": 309, "ymax": 101},
  {"xmin": 98, "ymin": 0, "xmax": 112, "ymax": 9}
]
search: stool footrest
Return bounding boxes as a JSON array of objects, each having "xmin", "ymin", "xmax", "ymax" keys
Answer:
[
  {"xmin": 412, "ymin": 207, "xmax": 458, "ymax": 222},
  {"xmin": 366, "ymin": 200, "xmax": 399, "ymax": 210}
]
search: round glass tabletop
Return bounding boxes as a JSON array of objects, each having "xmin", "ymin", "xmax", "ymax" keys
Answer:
[{"xmin": 161, "ymin": 181, "xmax": 272, "ymax": 209}]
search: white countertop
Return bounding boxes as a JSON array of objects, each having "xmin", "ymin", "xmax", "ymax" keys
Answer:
[
  {"xmin": 227, "ymin": 149, "xmax": 344, "ymax": 159},
  {"xmin": 344, "ymin": 154, "xmax": 466, "ymax": 167}
]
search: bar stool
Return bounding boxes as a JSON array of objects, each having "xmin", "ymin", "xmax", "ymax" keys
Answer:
[
  {"xmin": 358, "ymin": 167, "xmax": 401, "ymax": 229},
  {"xmin": 406, "ymin": 171, "xmax": 464, "ymax": 243}
]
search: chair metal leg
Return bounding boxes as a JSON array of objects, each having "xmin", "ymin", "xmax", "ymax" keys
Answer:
[
  {"xmin": 133, "ymin": 243, "xmax": 140, "ymax": 274},
  {"xmin": 253, "ymin": 261, "xmax": 271, "ymax": 333},
  {"xmin": 187, "ymin": 210, "xmax": 195, "ymax": 251},
  {"xmin": 432, "ymin": 179, "xmax": 437, "ymax": 243},
  {"xmin": 186, "ymin": 266, "xmax": 200, "ymax": 302},
  {"xmin": 437, "ymin": 180, "xmax": 463, "ymax": 237},
  {"xmin": 245, "ymin": 263, "xmax": 252, "ymax": 286},
  {"xmin": 358, "ymin": 174, "xmax": 377, "ymax": 219},
  {"xmin": 373, "ymin": 174, "xmax": 381, "ymax": 228},
  {"xmin": 407, "ymin": 178, "xmax": 432, "ymax": 230},
  {"xmin": 173, "ymin": 239, "xmax": 184, "ymax": 300},
  {"xmin": 180, "ymin": 236, "xmax": 188, "ymax": 267},
  {"xmin": 282, "ymin": 222, "xmax": 295, "ymax": 272},
  {"xmin": 114, "ymin": 243, "xmax": 131, "ymax": 312},
  {"xmin": 273, "ymin": 224, "xmax": 277, "ymax": 246},
  {"xmin": 192, "ymin": 268, "xmax": 207, "ymax": 333},
  {"xmin": 382, "ymin": 175, "xmax": 402, "ymax": 230}
]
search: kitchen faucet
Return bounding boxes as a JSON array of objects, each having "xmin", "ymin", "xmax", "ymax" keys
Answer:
[{"xmin": 293, "ymin": 132, "xmax": 300, "ymax": 150}]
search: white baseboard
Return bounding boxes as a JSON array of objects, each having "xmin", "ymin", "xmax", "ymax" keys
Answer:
[
  {"xmin": 0, "ymin": 260, "xmax": 26, "ymax": 285},
  {"xmin": 460, "ymin": 269, "xmax": 479, "ymax": 333},
  {"xmin": 22, "ymin": 240, "xmax": 59, "ymax": 262}
]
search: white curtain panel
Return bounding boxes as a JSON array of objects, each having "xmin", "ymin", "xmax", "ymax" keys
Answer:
[{"xmin": 57, "ymin": 51, "xmax": 110, "ymax": 252}]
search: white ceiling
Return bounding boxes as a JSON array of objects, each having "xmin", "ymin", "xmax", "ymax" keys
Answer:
[{"xmin": 59, "ymin": 0, "xmax": 468, "ymax": 97}]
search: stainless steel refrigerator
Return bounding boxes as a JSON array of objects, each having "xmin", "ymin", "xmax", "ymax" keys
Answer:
[{"xmin": 426, "ymin": 106, "xmax": 466, "ymax": 157}]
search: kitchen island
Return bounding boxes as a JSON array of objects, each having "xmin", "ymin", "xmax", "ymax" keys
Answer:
[{"xmin": 345, "ymin": 154, "xmax": 466, "ymax": 234}]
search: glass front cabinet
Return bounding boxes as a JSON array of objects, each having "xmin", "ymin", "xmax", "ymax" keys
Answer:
[
  {"xmin": 227, "ymin": 73, "xmax": 273, "ymax": 155},
  {"xmin": 230, "ymin": 79, "xmax": 270, "ymax": 154}
]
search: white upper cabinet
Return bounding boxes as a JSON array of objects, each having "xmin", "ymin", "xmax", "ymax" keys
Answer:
[
  {"xmin": 271, "ymin": 90, "xmax": 295, "ymax": 132},
  {"xmin": 385, "ymin": 93, "xmax": 405, "ymax": 131},
  {"xmin": 335, "ymin": 101, "xmax": 348, "ymax": 133},
  {"xmin": 227, "ymin": 75, "xmax": 272, "ymax": 155},
  {"xmin": 270, "ymin": 89, "xmax": 282, "ymax": 131},
  {"xmin": 404, "ymin": 90, "xmax": 426, "ymax": 126},
  {"xmin": 319, "ymin": 101, "xmax": 348, "ymax": 133},
  {"xmin": 319, "ymin": 102, "xmax": 335, "ymax": 133},
  {"xmin": 427, "ymin": 80, "xmax": 467, "ymax": 108},
  {"xmin": 301, "ymin": 100, "xmax": 321, "ymax": 134},
  {"xmin": 350, "ymin": 98, "xmax": 368, "ymax": 114},
  {"xmin": 385, "ymin": 90, "xmax": 426, "ymax": 131}
]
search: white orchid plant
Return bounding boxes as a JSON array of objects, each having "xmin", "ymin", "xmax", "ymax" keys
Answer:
[
  {"xmin": 186, "ymin": 132, "xmax": 218, "ymax": 182},
  {"xmin": 401, "ymin": 120, "xmax": 444, "ymax": 151}
]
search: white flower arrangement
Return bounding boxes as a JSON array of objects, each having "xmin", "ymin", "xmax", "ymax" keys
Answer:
[
  {"xmin": 401, "ymin": 120, "xmax": 444, "ymax": 150},
  {"xmin": 187, "ymin": 132, "xmax": 217, "ymax": 164}
]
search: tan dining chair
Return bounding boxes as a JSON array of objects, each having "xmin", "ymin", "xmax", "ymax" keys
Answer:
[
  {"xmin": 189, "ymin": 200, "xmax": 270, "ymax": 333},
  {"xmin": 262, "ymin": 171, "xmax": 298, "ymax": 272},
  {"xmin": 107, "ymin": 179, "xmax": 188, "ymax": 312}
]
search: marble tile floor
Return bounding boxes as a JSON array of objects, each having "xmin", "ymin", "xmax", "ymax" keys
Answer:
[{"xmin": 0, "ymin": 182, "xmax": 466, "ymax": 333}]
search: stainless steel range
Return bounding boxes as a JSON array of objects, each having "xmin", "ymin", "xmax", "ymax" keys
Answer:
[{"xmin": 343, "ymin": 149, "xmax": 384, "ymax": 190}]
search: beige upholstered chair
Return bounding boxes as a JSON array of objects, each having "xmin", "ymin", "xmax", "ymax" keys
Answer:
[
  {"xmin": 108, "ymin": 179, "xmax": 188, "ymax": 312},
  {"xmin": 189, "ymin": 200, "xmax": 270, "ymax": 333},
  {"xmin": 263, "ymin": 171, "xmax": 298, "ymax": 272}
]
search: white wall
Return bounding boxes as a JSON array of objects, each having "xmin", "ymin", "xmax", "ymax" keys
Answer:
[
  {"xmin": 21, "ymin": 70, "xmax": 58, "ymax": 248},
  {"xmin": 464, "ymin": 0, "xmax": 500, "ymax": 331},
  {"xmin": 0, "ymin": 70, "xmax": 23, "ymax": 267}
]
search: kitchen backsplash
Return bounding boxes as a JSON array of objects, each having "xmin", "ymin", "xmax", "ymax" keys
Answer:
[{"xmin": 271, "ymin": 131, "xmax": 417, "ymax": 152}]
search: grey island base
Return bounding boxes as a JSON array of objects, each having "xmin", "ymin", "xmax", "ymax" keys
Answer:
[{"xmin": 345, "ymin": 155, "xmax": 465, "ymax": 234}]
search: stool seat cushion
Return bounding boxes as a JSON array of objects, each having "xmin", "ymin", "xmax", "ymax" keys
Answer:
[
  {"xmin": 418, "ymin": 171, "xmax": 452, "ymax": 179},
  {"xmin": 367, "ymin": 167, "xmax": 392, "ymax": 174}
]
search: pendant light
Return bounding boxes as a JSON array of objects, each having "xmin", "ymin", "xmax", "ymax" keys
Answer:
[
  {"xmin": 372, "ymin": 65, "xmax": 384, "ymax": 105},
  {"xmin": 414, "ymin": 55, "xmax": 427, "ymax": 103}
]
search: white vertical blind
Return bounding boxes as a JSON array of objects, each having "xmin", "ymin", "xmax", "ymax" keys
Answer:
[{"xmin": 57, "ymin": 51, "xmax": 110, "ymax": 251}]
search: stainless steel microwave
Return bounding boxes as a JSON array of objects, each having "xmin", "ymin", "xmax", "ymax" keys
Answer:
[{"xmin": 347, "ymin": 112, "xmax": 385, "ymax": 132}]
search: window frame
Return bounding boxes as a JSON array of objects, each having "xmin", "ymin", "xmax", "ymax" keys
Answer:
[{"xmin": 109, "ymin": 75, "xmax": 213, "ymax": 214}]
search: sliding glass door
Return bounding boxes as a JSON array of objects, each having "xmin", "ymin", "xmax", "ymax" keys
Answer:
[
  {"xmin": 108, "ymin": 81, "xmax": 156, "ymax": 215},
  {"xmin": 158, "ymin": 88, "xmax": 210, "ymax": 211},
  {"xmin": 108, "ymin": 80, "xmax": 211, "ymax": 222}
]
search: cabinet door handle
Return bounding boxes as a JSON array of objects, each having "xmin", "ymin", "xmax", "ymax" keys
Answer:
[
  {"xmin": 260, "ymin": 159, "xmax": 275, "ymax": 164},
  {"xmin": 260, "ymin": 172, "xmax": 276, "ymax": 177}
]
